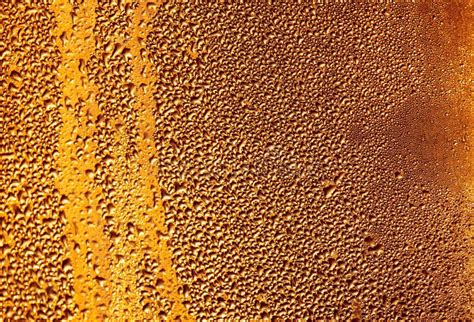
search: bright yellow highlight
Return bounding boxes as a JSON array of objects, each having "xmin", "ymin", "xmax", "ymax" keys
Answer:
[{"xmin": 51, "ymin": 0, "xmax": 189, "ymax": 320}]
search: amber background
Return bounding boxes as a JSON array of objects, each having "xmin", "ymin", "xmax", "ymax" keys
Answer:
[{"xmin": 1, "ymin": 0, "xmax": 472, "ymax": 320}]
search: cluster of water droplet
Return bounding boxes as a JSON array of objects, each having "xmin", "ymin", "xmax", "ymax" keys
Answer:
[
  {"xmin": 0, "ymin": 1, "xmax": 76, "ymax": 319},
  {"xmin": 1, "ymin": 0, "xmax": 470, "ymax": 320},
  {"xmin": 147, "ymin": 2, "xmax": 470, "ymax": 319}
]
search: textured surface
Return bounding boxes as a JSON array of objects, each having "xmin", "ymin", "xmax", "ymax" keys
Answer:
[
  {"xmin": 146, "ymin": 2, "xmax": 473, "ymax": 319},
  {"xmin": 1, "ymin": 0, "xmax": 473, "ymax": 320}
]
